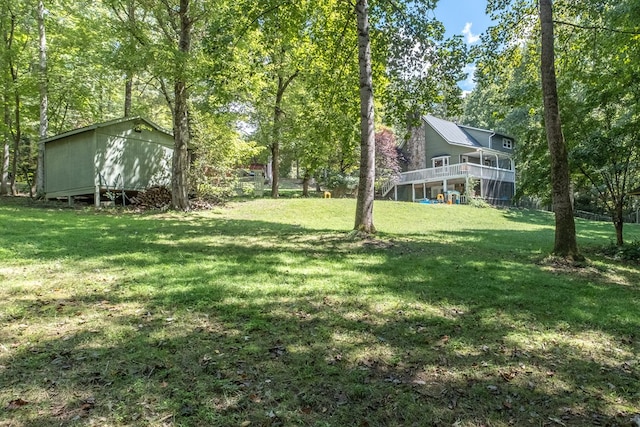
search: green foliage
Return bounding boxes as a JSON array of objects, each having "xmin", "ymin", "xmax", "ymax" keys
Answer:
[
  {"xmin": 325, "ymin": 172, "xmax": 358, "ymax": 197},
  {"xmin": 601, "ymin": 240, "xmax": 640, "ymax": 263},
  {"xmin": 467, "ymin": 196, "xmax": 491, "ymax": 209},
  {"xmin": 189, "ymin": 111, "xmax": 263, "ymax": 202}
]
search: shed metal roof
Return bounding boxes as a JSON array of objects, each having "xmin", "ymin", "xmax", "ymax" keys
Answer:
[
  {"xmin": 42, "ymin": 116, "xmax": 172, "ymax": 144},
  {"xmin": 424, "ymin": 115, "xmax": 481, "ymax": 148}
]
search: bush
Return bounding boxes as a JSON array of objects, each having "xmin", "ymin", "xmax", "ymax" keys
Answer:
[
  {"xmin": 468, "ymin": 197, "xmax": 491, "ymax": 209},
  {"xmin": 325, "ymin": 173, "xmax": 358, "ymax": 198},
  {"xmin": 196, "ymin": 181, "xmax": 236, "ymax": 204},
  {"xmin": 600, "ymin": 240, "xmax": 640, "ymax": 263}
]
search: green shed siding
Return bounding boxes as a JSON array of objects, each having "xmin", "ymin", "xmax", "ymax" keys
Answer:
[
  {"xmin": 95, "ymin": 128, "xmax": 173, "ymax": 190},
  {"xmin": 44, "ymin": 132, "xmax": 96, "ymax": 197},
  {"xmin": 44, "ymin": 117, "xmax": 173, "ymax": 200}
]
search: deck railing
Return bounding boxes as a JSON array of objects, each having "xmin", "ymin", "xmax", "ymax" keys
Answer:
[{"xmin": 381, "ymin": 163, "xmax": 515, "ymax": 196}]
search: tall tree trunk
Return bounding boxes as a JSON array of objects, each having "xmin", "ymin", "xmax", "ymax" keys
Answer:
[
  {"xmin": 271, "ymin": 93, "xmax": 282, "ymax": 199},
  {"xmin": 124, "ymin": 75, "xmax": 133, "ymax": 117},
  {"xmin": 354, "ymin": 0, "xmax": 376, "ymax": 233},
  {"xmin": 539, "ymin": 0, "xmax": 580, "ymax": 259},
  {"xmin": 171, "ymin": 0, "xmax": 191, "ymax": 211},
  {"xmin": 1, "ymin": 88, "xmax": 9, "ymax": 196},
  {"xmin": 302, "ymin": 172, "xmax": 309, "ymax": 197},
  {"xmin": 10, "ymin": 67, "xmax": 20, "ymax": 196},
  {"xmin": 613, "ymin": 202, "xmax": 624, "ymax": 246},
  {"xmin": 271, "ymin": 71, "xmax": 298, "ymax": 199},
  {"xmin": 123, "ymin": 0, "xmax": 135, "ymax": 117},
  {"xmin": 36, "ymin": 0, "xmax": 48, "ymax": 197}
]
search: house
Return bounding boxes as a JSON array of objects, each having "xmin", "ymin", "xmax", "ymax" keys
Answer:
[
  {"xmin": 381, "ymin": 115, "xmax": 516, "ymax": 205},
  {"xmin": 44, "ymin": 116, "xmax": 174, "ymax": 206}
]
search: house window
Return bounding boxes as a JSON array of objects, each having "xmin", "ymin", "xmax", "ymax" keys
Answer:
[
  {"xmin": 432, "ymin": 156, "xmax": 450, "ymax": 168},
  {"xmin": 503, "ymin": 138, "xmax": 513, "ymax": 150}
]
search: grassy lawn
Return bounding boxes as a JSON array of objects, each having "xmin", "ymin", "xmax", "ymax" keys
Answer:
[{"xmin": 1, "ymin": 197, "xmax": 638, "ymax": 426}]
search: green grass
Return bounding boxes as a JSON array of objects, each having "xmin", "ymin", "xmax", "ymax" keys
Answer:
[{"xmin": 1, "ymin": 196, "xmax": 639, "ymax": 426}]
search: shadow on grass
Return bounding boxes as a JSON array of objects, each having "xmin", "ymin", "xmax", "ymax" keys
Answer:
[{"xmin": 1, "ymin": 207, "xmax": 639, "ymax": 426}]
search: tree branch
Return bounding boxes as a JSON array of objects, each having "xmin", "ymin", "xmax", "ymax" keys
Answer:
[{"xmin": 554, "ymin": 19, "xmax": 640, "ymax": 36}]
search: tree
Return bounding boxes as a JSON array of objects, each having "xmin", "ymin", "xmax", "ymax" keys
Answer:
[
  {"xmin": 353, "ymin": 0, "xmax": 376, "ymax": 233},
  {"xmin": 170, "ymin": 0, "xmax": 192, "ymax": 211},
  {"xmin": 561, "ymin": 0, "xmax": 640, "ymax": 245},
  {"xmin": 539, "ymin": 0, "xmax": 580, "ymax": 258},
  {"xmin": 36, "ymin": 0, "xmax": 47, "ymax": 197}
]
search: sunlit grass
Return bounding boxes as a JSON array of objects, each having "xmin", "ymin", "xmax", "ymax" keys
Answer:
[{"xmin": 0, "ymin": 196, "xmax": 639, "ymax": 426}]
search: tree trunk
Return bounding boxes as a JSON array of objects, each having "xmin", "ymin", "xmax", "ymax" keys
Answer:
[
  {"xmin": 270, "ymin": 71, "xmax": 298, "ymax": 199},
  {"xmin": 124, "ymin": 75, "xmax": 133, "ymax": 117},
  {"xmin": 302, "ymin": 173, "xmax": 309, "ymax": 197},
  {"xmin": 10, "ymin": 73, "xmax": 20, "ymax": 196},
  {"xmin": 36, "ymin": 0, "xmax": 48, "ymax": 198},
  {"xmin": 123, "ymin": 0, "xmax": 135, "ymax": 117},
  {"xmin": 1, "ymin": 88, "xmax": 9, "ymax": 196},
  {"xmin": 171, "ymin": 0, "xmax": 191, "ymax": 211},
  {"xmin": 1, "ymin": 141, "xmax": 7, "ymax": 196},
  {"xmin": 539, "ymin": 0, "xmax": 580, "ymax": 259},
  {"xmin": 270, "ymin": 96, "xmax": 282, "ymax": 198},
  {"xmin": 354, "ymin": 0, "xmax": 376, "ymax": 234},
  {"xmin": 613, "ymin": 203, "xmax": 624, "ymax": 246}
]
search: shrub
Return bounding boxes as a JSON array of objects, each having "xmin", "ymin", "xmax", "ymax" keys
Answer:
[{"xmin": 600, "ymin": 240, "xmax": 640, "ymax": 263}]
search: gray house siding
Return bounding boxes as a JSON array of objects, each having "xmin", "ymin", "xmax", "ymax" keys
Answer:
[
  {"xmin": 490, "ymin": 133, "xmax": 515, "ymax": 155},
  {"xmin": 459, "ymin": 127, "xmax": 492, "ymax": 148},
  {"xmin": 424, "ymin": 124, "xmax": 476, "ymax": 167}
]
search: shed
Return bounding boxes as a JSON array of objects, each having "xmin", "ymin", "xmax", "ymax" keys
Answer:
[{"xmin": 44, "ymin": 117, "xmax": 174, "ymax": 206}]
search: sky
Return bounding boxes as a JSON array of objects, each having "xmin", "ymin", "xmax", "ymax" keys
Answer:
[{"xmin": 433, "ymin": 0, "xmax": 493, "ymax": 92}]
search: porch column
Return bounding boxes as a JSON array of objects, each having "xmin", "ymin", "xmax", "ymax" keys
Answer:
[
  {"xmin": 394, "ymin": 185, "xmax": 398, "ymax": 201},
  {"xmin": 411, "ymin": 183, "xmax": 415, "ymax": 202},
  {"xmin": 443, "ymin": 179, "xmax": 448, "ymax": 193},
  {"xmin": 423, "ymin": 182, "xmax": 426, "ymax": 200}
]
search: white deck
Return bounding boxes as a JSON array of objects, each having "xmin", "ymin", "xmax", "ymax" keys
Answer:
[{"xmin": 381, "ymin": 163, "xmax": 516, "ymax": 197}]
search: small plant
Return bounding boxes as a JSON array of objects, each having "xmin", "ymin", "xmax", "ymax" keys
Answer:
[
  {"xmin": 325, "ymin": 173, "xmax": 358, "ymax": 197},
  {"xmin": 600, "ymin": 240, "xmax": 640, "ymax": 263},
  {"xmin": 467, "ymin": 196, "xmax": 491, "ymax": 208}
]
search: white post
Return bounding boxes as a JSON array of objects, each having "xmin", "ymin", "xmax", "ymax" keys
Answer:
[
  {"xmin": 394, "ymin": 185, "xmax": 398, "ymax": 201},
  {"xmin": 411, "ymin": 183, "xmax": 415, "ymax": 202}
]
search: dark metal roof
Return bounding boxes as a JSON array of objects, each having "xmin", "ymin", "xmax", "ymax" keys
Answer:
[{"xmin": 424, "ymin": 115, "xmax": 481, "ymax": 148}]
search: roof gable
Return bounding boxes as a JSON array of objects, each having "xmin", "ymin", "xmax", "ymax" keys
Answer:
[
  {"xmin": 424, "ymin": 115, "xmax": 481, "ymax": 148},
  {"xmin": 42, "ymin": 116, "xmax": 173, "ymax": 144}
]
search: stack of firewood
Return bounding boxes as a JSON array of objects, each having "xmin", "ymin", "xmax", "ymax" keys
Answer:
[{"xmin": 130, "ymin": 186, "xmax": 172, "ymax": 209}]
